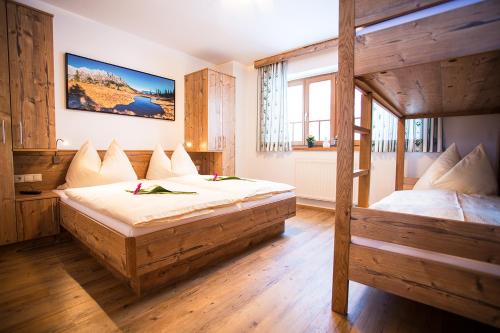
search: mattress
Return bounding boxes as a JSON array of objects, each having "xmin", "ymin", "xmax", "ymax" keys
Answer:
[
  {"xmin": 370, "ymin": 189, "xmax": 500, "ymax": 225},
  {"xmin": 55, "ymin": 190, "xmax": 295, "ymax": 237}
]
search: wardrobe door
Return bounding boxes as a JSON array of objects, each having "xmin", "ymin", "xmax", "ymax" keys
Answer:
[
  {"xmin": 207, "ymin": 70, "xmax": 223, "ymax": 151},
  {"xmin": 7, "ymin": 2, "xmax": 55, "ymax": 149},
  {"xmin": 0, "ymin": 0, "xmax": 18, "ymax": 245},
  {"xmin": 221, "ymin": 74, "xmax": 235, "ymax": 175}
]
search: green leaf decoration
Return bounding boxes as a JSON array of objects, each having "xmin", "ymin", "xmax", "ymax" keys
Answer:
[
  {"xmin": 126, "ymin": 185, "xmax": 197, "ymax": 195},
  {"xmin": 206, "ymin": 176, "xmax": 254, "ymax": 182}
]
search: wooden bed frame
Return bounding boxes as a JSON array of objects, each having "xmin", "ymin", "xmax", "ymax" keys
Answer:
[
  {"xmin": 332, "ymin": 0, "xmax": 500, "ymax": 328},
  {"xmin": 12, "ymin": 149, "xmax": 296, "ymax": 295}
]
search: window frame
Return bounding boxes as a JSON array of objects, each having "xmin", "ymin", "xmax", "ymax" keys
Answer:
[{"xmin": 288, "ymin": 73, "xmax": 337, "ymax": 147}]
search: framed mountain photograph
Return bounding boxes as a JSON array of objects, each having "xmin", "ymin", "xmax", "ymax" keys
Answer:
[{"xmin": 65, "ymin": 53, "xmax": 175, "ymax": 120}]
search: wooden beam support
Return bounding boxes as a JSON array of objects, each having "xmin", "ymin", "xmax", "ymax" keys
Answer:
[
  {"xmin": 332, "ymin": 0, "xmax": 354, "ymax": 315},
  {"xmin": 353, "ymin": 125, "xmax": 370, "ymax": 135},
  {"xmin": 355, "ymin": 0, "xmax": 447, "ymax": 27},
  {"xmin": 395, "ymin": 118, "xmax": 405, "ymax": 191},
  {"xmin": 357, "ymin": 92, "xmax": 372, "ymax": 207},
  {"xmin": 354, "ymin": 0, "xmax": 500, "ymax": 75},
  {"xmin": 254, "ymin": 38, "xmax": 338, "ymax": 68},
  {"xmin": 355, "ymin": 79, "xmax": 403, "ymax": 118}
]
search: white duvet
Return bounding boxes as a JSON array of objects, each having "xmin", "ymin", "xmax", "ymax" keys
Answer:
[
  {"xmin": 371, "ymin": 189, "xmax": 500, "ymax": 225},
  {"xmin": 64, "ymin": 178, "xmax": 295, "ymax": 227},
  {"xmin": 168, "ymin": 175, "xmax": 295, "ymax": 201}
]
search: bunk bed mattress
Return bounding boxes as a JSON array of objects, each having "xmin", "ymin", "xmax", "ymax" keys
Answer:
[
  {"xmin": 55, "ymin": 190, "xmax": 295, "ymax": 237},
  {"xmin": 370, "ymin": 189, "xmax": 500, "ymax": 225}
]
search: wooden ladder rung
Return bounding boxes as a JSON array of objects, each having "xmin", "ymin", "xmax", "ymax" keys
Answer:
[
  {"xmin": 354, "ymin": 125, "xmax": 370, "ymax": 134},
  {"xmin": 353, "ymin": 169, "xmax": 369, "ymax": 178}
]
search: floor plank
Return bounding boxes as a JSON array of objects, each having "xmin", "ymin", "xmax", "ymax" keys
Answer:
[{"xmin": 0, "ymin": 207, "xmax": 496, "ymax": 332}]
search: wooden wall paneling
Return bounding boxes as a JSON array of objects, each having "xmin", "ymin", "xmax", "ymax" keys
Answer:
[
  {"xmin": 254, "ymin": 38, "xmax": 338, "ymax": 68},
  {"xmin": 15, "ymin": 197, "xmax": 59, "ymax": 241},
  {"xmin": 354, "ymin": 0, "xmax": 448, "ymax": 27},
  {"xmin": 222, "ymin": 74, "xmax": 235, "ymax": 175},
  {"xmin": 332, "ymin": 0, "xmax": 355, "ymax": 315},
  {"xmin": 0, "ymin": 0, "xmax": 17, "ymax": 245},
  {"xmin": 351, "ymin": 207, "xmax": 500, "ymax": 264},
  {"xmin": 7, "ymin": 2, "xmax": 55, "ymax": 149},
  {"xmin": 13, "ymin": 150, "xmax": 223, "ymax": 191},
  {"xmin": 184, "ymin": 70, "xmax": 207, "ymax": 151},
  {"xmin": 349, "ymin": 244, "xmax": 500, "ymax": 328},
  {"xmin": 354, "ymin": 0, "xmax": 500, "ymax": 75},
  {"xmin": 357, "ymin": 92, "xmax": 372, "ymax": 207},
  {"xmin": 395, "ymin": 117, "xmax": 405, "ymax": 190}
]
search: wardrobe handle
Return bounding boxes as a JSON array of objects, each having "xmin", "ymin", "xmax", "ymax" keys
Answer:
[
  {"xmin": 1, "ymin": 120, "xmax": 5, "ymax": 145},
  {"xmin": 19, "ymin": 121, "xmax": 23, "ymax": 145}
]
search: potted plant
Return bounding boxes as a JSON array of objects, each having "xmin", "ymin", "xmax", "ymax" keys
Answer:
[{"xmin": 306, "ymin": 135, "xmax": 316, "ymax": 148}]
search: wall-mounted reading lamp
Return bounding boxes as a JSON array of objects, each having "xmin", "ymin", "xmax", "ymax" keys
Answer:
[{"xmin": 53, "ymin": 138, "xmax": 68, "ymax": 164}]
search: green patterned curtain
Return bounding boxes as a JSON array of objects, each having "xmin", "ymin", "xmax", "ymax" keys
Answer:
[
  {"xmin": 257, "ymin": 61, "xmax": 291, "ymax": 152},
  {"xmin": 405, "ymin": 118, "xmax": 443, "ymax": 152}
]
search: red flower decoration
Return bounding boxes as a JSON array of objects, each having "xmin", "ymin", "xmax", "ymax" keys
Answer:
[
  {"xmin": 133, "ymin": 183, "xmax": 142, "ymax": 195},
  {"xmin": 213, "ymin": 173, "xmax": 218, "ymax": 181}
]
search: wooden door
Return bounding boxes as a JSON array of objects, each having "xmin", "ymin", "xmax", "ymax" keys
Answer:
[
  {"xmin": 0, "ymin": 0, "xmax": 17, "ymax": 245},
  {"xmin": 207, "ymin": 70, "xmax": 223, "ymax": 151},
  {"xmin": 7, "ymin": 2, "xmax": 55, "ymax": 149},
  {"xmin": 16, "ymin": 198, "xmax": 59, "ymax": 241},
  {"xmin": 221, "ymin": 74, "xmax": 235, "ymax": 175}
]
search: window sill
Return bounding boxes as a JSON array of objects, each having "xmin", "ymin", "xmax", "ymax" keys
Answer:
[{"xmin": 293, "ymin": 146, "xmax": 360, "ymax": 151}]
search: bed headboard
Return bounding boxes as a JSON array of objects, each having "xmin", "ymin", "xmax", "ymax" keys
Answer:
[
  {"xmin": 13, "ymin": 150, "xmax": 222, "ymax": 191},
  {"xmin": 403, "ymin": 177, "xmax": 419, "ymax": 190}
]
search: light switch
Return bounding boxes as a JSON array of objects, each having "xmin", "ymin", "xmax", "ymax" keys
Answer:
[
  {"xmin": 24, "ymin": 174, "xmax": 34, "ymax": 182},
  {"xmin": 33, "ymin": 174, "xmax": 42, "ymax": 182},
  {"xmin": 14, "ymin": 175, "xmax": 24, "ymax": 183}
]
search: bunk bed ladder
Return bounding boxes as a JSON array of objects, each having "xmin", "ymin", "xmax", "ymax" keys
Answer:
[{"xmin": 355, "ymin": 92, "xmax": 372, "ymax": 207}]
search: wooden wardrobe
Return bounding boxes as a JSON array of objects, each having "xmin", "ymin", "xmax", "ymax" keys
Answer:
[
  {"xmin": 184, "ymin": 69, "xmax": 235, "ymax": 176},
  {"xmin": 0, "ymin": 0, "xmax": 55, "ymax": 245}
]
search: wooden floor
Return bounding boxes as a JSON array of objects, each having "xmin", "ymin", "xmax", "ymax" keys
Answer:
[{"xmin": 0, "ymin": 207, "xmax": 496, "ymax": 333}]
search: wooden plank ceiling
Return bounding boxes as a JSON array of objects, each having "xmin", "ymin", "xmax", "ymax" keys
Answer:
[{"xmin": 357, "ymin": 50, "xmax": 500, "ymax": 118}]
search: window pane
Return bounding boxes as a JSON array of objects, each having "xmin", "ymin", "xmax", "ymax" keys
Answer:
[
  {"xmin": 309, "ymin": 121, "xmax": 319, "ymax": 140},
  {"xmin": 293, "ymin": 122, "xmax": 303, "ymax": 142},
  {"xmin": 309, "ymin": 80, "xmax": 331, "ymax": 121},
  {"xmin": 320, "ymin": 121, "xmax": 330, "ymax": 142},
  {"xmin": 287, "ymin": 84, "xmax": 303, "ymax": 123},
  {"xmin": 354, "ymin": 89, "xmax": 362, "ymax": 126}
]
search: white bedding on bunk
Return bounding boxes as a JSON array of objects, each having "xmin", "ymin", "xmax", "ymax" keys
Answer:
[
  {"xmin": 370, "ymin": 189, "xmax": 500, "ymax": 225},
  {"xmin": 63, "ymin": 178, "xmax": 295, "ymax": 227}
]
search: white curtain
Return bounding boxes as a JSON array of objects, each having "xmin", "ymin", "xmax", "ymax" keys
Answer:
[
  {"xmin": 371, "ymin": 102, "xmax": 443, "ymax": 153},
  {"xmin": 257, "ymin": 61, "xmax": 291, "ymax": 152},
  {"xmin": 405, "ymin": 118, "xmax": 443, "ymax": 152}
]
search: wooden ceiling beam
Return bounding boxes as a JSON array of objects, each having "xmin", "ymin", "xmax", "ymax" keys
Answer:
[
  {"xmin": 254, "ymin": 38, "xmax": 338, "ymax": 68},
  {"xmin": 404, "ymin": 109, "xmax": 500, "ymax": 120},
  {"xmin": 355, "ymin": 79, "xmax": 403, "ymax": 118}
]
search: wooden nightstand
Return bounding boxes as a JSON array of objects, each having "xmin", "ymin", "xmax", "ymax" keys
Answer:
[{"xmin": 15, "ymin": 191, "xmax": 60, "ymax": 242}]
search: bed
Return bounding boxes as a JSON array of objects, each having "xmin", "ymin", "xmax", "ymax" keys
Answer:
[
  {"xmin": 13, "ymin": 150, "xmax": 296, "ymax": 296},
  {"xmin": 332, "ymin": 0, "xmax": 500, "ymax": 328}
]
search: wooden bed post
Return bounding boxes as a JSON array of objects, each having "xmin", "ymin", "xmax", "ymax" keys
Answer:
[
  {"xmin": 395, "ymin": 117, "xmax": 405, "ymax": 190},
  {"xmin": 358, "ymin": 92, "xmax": 373, "ymax": 207},
  {"xmin": 332, "ymin": 0, "xmax": 355, "ymax": 314}
]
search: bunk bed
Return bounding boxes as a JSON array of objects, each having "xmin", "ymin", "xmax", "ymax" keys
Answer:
[{"xmin": 332, "ymin": 0, "xmax": 500, "ymax": 328}]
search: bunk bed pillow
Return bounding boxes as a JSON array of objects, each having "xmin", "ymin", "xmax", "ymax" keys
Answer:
[
  {"xmin": 413, "ymin": 143, "xmax": 461, "ymax": 190},
  {"xmin": 146, "ymin": 144, "xmax": 174, "ymax": 179},
  {"xmin": 99, "ymin": 140, "xmax": 138, "ymax": 184},
  {"xmin": 65, "ymin": 140, "xmax": 102, "ymax": 188},
  {"xmin": 171, "ymin": 144, "xmax": 199, "ymax": 176},
  {"xmin": 433, "ymin": 144, "xmax": 498, "ymax": 195}
]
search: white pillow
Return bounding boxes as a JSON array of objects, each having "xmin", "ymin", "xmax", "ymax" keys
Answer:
[
  {"xmin": 171, "ymin": 144, "xmax": 198, "ymax": 176},
  {"xmin": 99, "ymin": 140, "xmax": 138, "ymax": 184},
  {"xmin": 413, "ymin": 143, "xmax": 461, "ymax": 190},
  {"xmin": 433, "ymin": 144, "xmax": 498, "ymax": 195},
  {"xmin": 146, "ymin": 144, "xmax": 174, "ymax": 179},
  {"xmin": 64, "ymin": 140, "xmax": 137, "ymax": 188},
  {"xmin": 65, "ymin": 140, "xmax": 102, "ymax": 188}
]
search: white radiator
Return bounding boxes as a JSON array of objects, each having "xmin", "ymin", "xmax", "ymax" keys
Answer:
[{"xmin": 294, "ymin": 159, "xmax": 336, "ymax": 202}]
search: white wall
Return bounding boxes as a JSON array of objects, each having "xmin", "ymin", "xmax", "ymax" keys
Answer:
[{"xmin": 18, "ymin": 0, "xmax": 214, "ymax": 150}]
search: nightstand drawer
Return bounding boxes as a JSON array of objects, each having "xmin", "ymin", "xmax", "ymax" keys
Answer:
[{"xmin": 16, "ymin": 197, "xmax": 59, "ymax": 241}]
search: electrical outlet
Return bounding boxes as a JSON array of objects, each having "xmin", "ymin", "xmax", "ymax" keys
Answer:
[{"xmin": 14, "ymin": 175, "xmax": 24, "ymax": 183}]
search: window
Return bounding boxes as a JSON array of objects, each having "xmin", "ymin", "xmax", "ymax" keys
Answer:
[
  {"xmin": 371, "ymin": 100, "xmax": 397, "ymax": 152},
  {"xmin": 287, "ymin": 73, "xmax": 336, "ymax": 146}
]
